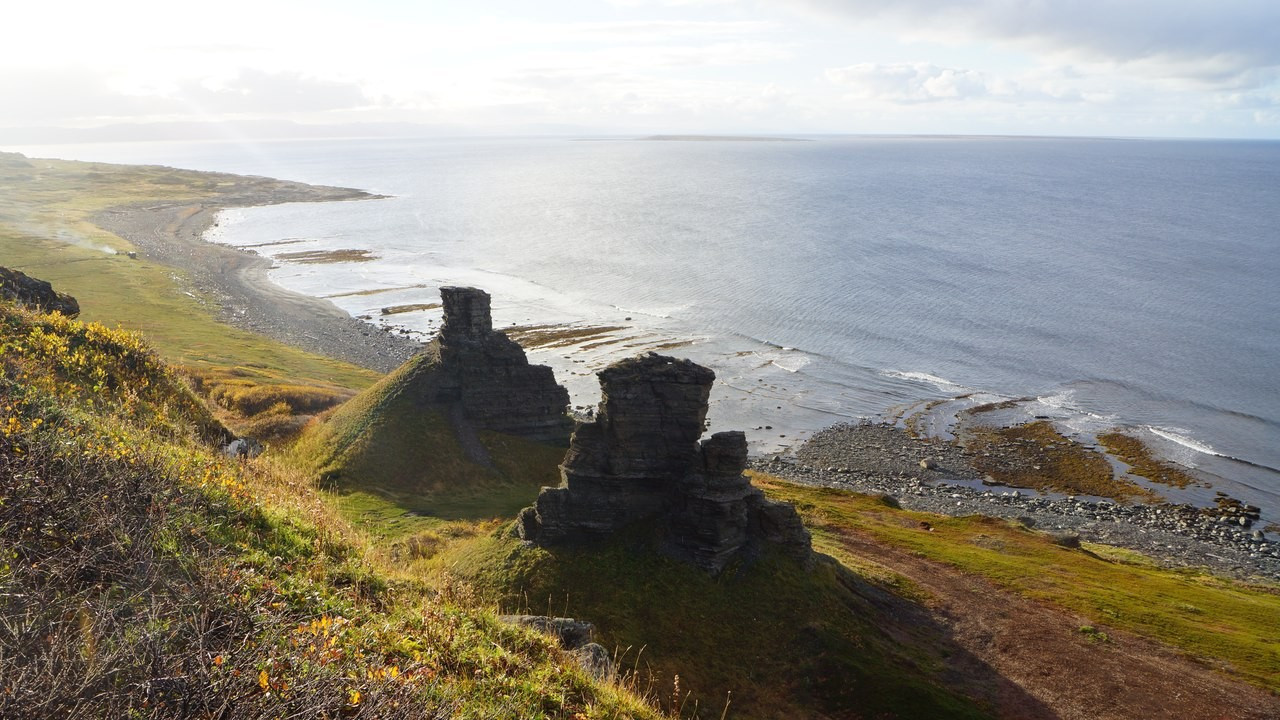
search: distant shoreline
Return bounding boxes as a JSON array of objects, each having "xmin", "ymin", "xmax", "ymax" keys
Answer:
[
  {"xmin": 636, "ymin": 134, "xmax": 809, "ymax": 142},
  {"xmin": 90, "ymin": 180, "xmax": 420, "ymax": 373}
]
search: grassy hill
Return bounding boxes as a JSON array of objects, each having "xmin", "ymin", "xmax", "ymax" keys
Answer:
[
  {"xmin": 289, "ymin": 350, "xmax": 567, "ymax": 547},
  {"xmin": 0, "ymin": 300, "xmax": 660, "ymax": 718}
]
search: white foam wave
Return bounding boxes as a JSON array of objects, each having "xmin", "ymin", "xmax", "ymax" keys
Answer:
[
  {"xmin": 882, "ymin": 370, "xmax": 967, "ymax": 392},
  {"xmin": 610, "ymin": 304, "xmax": 676, "ymax": 320},
  {"xmin": 1036, "ymin": 390, "xmax": 1076, "ymax": 410},
  {"xmin": 769, "ymin": 356, "xmax": 811, "ymax": 373},
  {"xmin": 1148, "ymin": 427, "xmax": 1221, "ymax": 457}
]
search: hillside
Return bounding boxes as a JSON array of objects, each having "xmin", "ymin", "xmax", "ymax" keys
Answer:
[{"xmin": 0, "ymin": 300, "xmax": 660, "ymax": 718}]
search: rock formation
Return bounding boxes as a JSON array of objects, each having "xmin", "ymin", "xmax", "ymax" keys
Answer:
[
  {"xmin": 518, "ymin": 353, "xmax": 811, "ymax": 574},
  {"xmin": 424, "ymin": 286, "xmax": 570, "ymax": 443},
  {"xmin": 0, "ymin": 266, "xmax": 79, "ymax": 317}
]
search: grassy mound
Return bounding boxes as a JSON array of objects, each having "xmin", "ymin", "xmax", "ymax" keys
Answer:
[
  {"xmin": 444, "ymin": 528, "xmax": 991, "ymax": 720},
  {"xmin": 0, "ymin": 301, "xmax": 660, "ymax": 719},
  {"xmin": 291, "ymin": 351, "xmax": 564, "ymax": 524}
]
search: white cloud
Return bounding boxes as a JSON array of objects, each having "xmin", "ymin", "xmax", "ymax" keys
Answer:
[
  {"xmin": 790, "ymin": 0, "xmax": 1280, "ymax": 88},
  {"xmin": 824, "ymin": 62, "xmax": 995, "ymax": 102}
]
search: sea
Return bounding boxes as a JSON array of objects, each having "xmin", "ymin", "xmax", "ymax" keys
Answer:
[{"xmin": 13, "ymin": 135, "xmax": 1280, "ymax": 518}]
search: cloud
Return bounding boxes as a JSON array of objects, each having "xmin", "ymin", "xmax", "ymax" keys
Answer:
[
  {"xmin": 0, "ymin": 68, "xmax": 177, "ymax": 125},
  {"xmin": 177, "ymin": 70, "xmax": 372, "ymax": 114},
  {"xmin": 792, "ymin": 0, "xmax": 1280, "ymax": 87},
  {"xmin": 0, "ymin": 66, "xmax": 374, "ymax": 127},
  {"xmin": 824, "ymin": 62, "xmax": 999, "ymax": 102}
]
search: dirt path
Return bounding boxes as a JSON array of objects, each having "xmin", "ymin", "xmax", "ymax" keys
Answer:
[{"xmin": 831, "ymin": 527, "xmax": 1280, "ymax": 719}]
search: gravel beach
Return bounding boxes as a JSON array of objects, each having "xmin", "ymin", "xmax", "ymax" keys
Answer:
[
  {"xmin": 754, "ymin": 422, "xmax": 1280, "ymax": 581},
  {"xmin": 91, "ymin": 176, "xmax": 419, "ymax": 373}
]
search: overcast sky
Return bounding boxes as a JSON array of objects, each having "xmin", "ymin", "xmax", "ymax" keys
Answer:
[{"xmin": 3, "ymin": 0, "xmax": 1278, "ymax": 139}]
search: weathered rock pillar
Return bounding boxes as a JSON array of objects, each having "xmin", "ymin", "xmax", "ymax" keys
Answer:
[
  {"xmin": 517, "ymin": 353, "xmax": 812, "ymax": 574},
  {"xmin": 426, "ymin": 287, "xmax": 571, "ymax": 443}
]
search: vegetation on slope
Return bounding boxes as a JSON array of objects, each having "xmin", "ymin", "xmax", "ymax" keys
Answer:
[
  {"xmin": 753, "ymin": 474, "xmax": 1280, "ymax": 693},
  {"xmin": 291, "ymin": 351, "xmax": 565, "ymax": 533},
  {"xmin": 0, "ymin": 301, "xmax": 660, "ymax": 719},
  {"xmin": 0, "ymin": 155, "xmax": 380, "ymax": 441},
  {"xmin": 443, "ymin": 526, "xmax": 992, "ymax": 719}
]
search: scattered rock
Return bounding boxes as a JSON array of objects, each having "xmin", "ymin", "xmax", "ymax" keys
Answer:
[
  {"xmin": 500, "ymin": 615, "xmax": 614, "ymax": 680},
  {"xmin": 222, "ymin": 437, "xmax": 264, "ymax": 459},
  {"xmin": 754, "ymin": 422, "xmax": 1280, "ymax": 580},
  {"xmin": 1051, "ymin": 533, "xmax": 1082, "ymax": 549},
  {"xmin": 499, "ymin": 615, "xmax": 595, "ymax": 650}
]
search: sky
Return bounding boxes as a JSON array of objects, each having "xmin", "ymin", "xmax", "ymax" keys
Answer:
[{"xmin": 2, "ymin": 0, "xmax": 1278, "ymax": 139}]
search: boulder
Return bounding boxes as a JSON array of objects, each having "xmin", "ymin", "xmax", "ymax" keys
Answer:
[
  {"xmin": 499, "ymin": 615, "xmax": 595, "ymax": 650},
  {"xmin": 519, "ymin": 353, "xmax": 812, "ymax": 574},
  {"xmin": 573, "ymin": 643, "xmax": 613, "ymax": 680},
  {"xmin": 0, "ymin": 266, "xmax": 79, "ymax": 317}
]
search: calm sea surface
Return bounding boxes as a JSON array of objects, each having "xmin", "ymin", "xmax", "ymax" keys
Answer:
[{"xmin": 16, "ymin": 136, "xmax": 1280, "ymax": 511}]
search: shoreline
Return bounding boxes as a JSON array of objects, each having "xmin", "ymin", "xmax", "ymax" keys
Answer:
[
  {"xmin": 756, "ymin": 423, "xmax": 1280, "ymax": 581},
  {"xmin": 89, "ymin": 169, "xmax": 1278, "ymax": 581},
  {"xmin": 91, "ymin": 181, "xmax": 420, "ymax": 373}
]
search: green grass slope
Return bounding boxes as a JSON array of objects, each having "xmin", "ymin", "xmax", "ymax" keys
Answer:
[
  {"xmin": 755, "ymin": 474, "xmax": 1280, "ymax": 694},
  {"xmin": 291, "ymin": 351, "xmax": 565, "ymax": 531},
  {"xmin": 444, "ymin": 527, "xmax": 993, "ymax": 720},
  {"xmin": 0, "ymin": 156, "xmax": 378, "ymax": 391},
  {"xmin": 0, "ymin": 300, "xmax": 661, "ymax": 719}
]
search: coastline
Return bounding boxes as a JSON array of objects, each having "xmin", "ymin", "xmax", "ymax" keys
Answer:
[
  {"xmin": 87, "ymin": 168, "xmax": 1278, "ymax": 582},
  {"xmin": 91, "ymin": 181, "xmax": 420, "ymax": 373},
  {"xmin": 755, "ymin": 423, "xmax": 1280, "ymax": 581}
]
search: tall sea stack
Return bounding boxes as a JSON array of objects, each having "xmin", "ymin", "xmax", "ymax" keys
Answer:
[
  {"xmin": 518, "ymin": 353, "xmax": 812, "ymax": 574},
  {"xmin": 428, "ymin": 286, "xmax": 571, "ymax": 443}
]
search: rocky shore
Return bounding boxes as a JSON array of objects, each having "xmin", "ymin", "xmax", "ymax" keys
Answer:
[
  {"xmin": 753, "ymin": 422, "xmax": 1280, "ymax": 581},
  {"xmin": 91, "ymin": 177, "xmax": 420, "ymax": 373}
]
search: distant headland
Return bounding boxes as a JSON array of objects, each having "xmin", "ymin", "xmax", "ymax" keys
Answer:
[{"xmin": 637, "ymin": 134, "xmax": 809, "ymax": 141}]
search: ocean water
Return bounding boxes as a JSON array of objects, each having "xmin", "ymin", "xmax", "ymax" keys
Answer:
[{"xmin": 15, "ymin": 136, "xmax": 1280, "ymax": 514}]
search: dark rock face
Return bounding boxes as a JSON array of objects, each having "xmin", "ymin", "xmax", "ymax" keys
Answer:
[
  {"xmin": 425, "ymin": 287, "xmax": 570, "ymax": 443},
  {"xmin": 518, "ymin": 353, "xmax": 811, "ymax": 574},
  {"xmin": 0, "ymin": 267, "xmax": 79, "ymax": 317}
]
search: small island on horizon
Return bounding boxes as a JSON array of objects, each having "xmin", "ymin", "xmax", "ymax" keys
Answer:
[{"xmin": 637, "ymin": 134, "xmax": 810, "ymax": 142}]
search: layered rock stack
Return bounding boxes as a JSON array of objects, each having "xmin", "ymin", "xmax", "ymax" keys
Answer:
[
  {"xmin": 426, "ymin": 287, "xmax": 571, "ymax": 443},
  {"xmin": 518, "ymin": 353, "xmax": 812, "ymax": 574}
]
